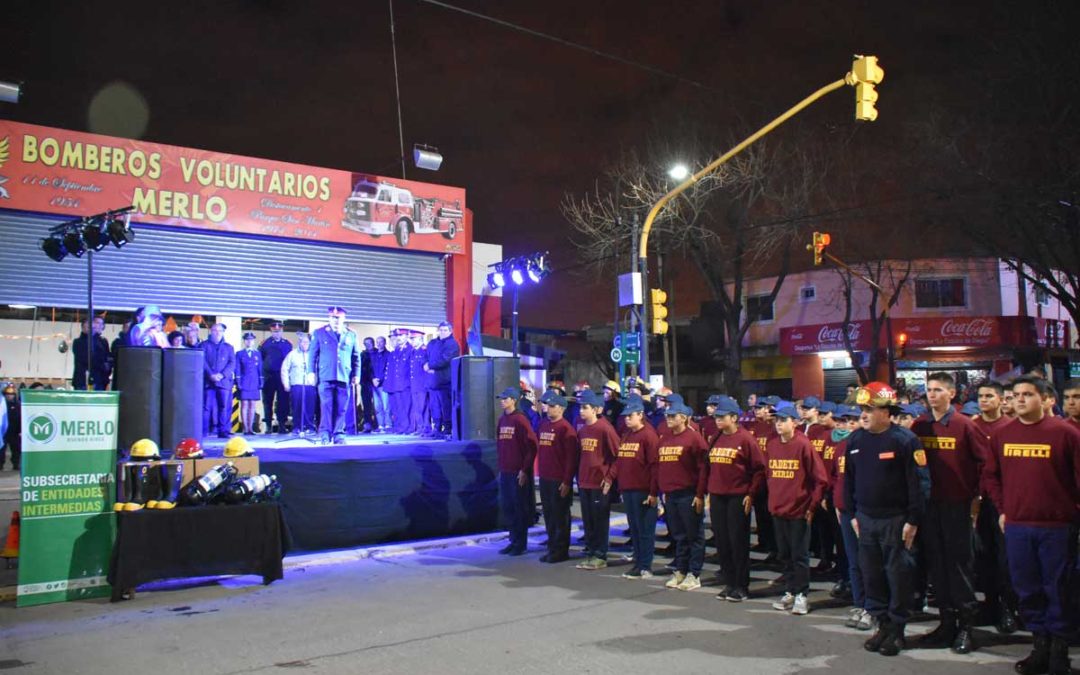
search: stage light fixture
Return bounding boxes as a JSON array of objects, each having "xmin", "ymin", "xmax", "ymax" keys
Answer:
[
  {"xmin": 413, "ymin": 144, "xmax": 443, "ymax": 171},
  {"xmin": 42, "ymin": 237, "xmax": 67, "ymax": 262},
  {"xmin": 510, "ymin": 266, "xmax": 525, "ymax": 286},
  {"xmin": 107, "ymin": 216, "xmax": 135, "ymax": 248},
  {"xmin": 0, "ymin": 81, "xmax": 21, "ymax": 104},
  {"xmin": 527, "ymin": 253, "xmax": 551, "ymax": 283},
  {"xmin": 63, "ymin": 229, "xmax": 87, "ymax": 258},
  {"xmin": 83, "ymin": 221, "xmax": 108, "ymax": 251}
]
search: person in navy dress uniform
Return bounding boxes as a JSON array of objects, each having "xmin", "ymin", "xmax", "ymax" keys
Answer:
[
  {"xmin": 259, "ymin": 319, "xmax": 292, "ymax": 434},
  {"xmin": 308, "ymin": 306, "xmax": 360, "ymax": 445},
  {"xmin": 202, "ymin": 322, "xmax": 236, "ymax": 439},
  {"xmin": 424, "ymin": 321, "xmax": 461, "ymax": 438},
  {"xmin": 235, "ymin": 331, "xmax": 264, "ymax": 435},
  {"xmin": 408, "ymin": 331, "xmax": 429, "ymax": 435},
  {"xmin": 384, "ymin": 330, "xmax": 412, "ymax": 434}
]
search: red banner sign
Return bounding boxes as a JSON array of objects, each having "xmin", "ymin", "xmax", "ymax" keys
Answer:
[
  {"xmin": 780, "ymin": 316, "xmax": 1070, "ymax": 355},
  {"xmin": 0, "ymin": 120, "xmax": 467, "ymax": 255}
]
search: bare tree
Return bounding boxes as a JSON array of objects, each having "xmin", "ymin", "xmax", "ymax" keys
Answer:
[
  {"xmin": 562, "ymin": 129, "xmax": 833, "ymax": 395},
  {"xmin": 834, "ymin": 260, "xmax": 913, "ymax": 385}
]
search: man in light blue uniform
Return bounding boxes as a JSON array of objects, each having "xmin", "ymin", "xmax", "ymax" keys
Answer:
[{"xmin": 308, "ymin": 306, "xmax": 360, "ymax": 445}]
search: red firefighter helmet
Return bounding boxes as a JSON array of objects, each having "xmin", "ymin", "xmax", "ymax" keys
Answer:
[
  {"xmin": 855, "ymin": 381, "xmax": 899, "ymax": 409},
  {"xmin": 174, "ymin": 437, "xmax": 204, "ymax": 459}
]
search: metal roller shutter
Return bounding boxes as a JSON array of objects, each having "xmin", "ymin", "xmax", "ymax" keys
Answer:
[
  {"xmin": 824, "ymin": 368, "xmax": 858, "ymax": 402},
  {"xmin": 0, "ymin": 211, "xmax": 447, "ymax": 323}
]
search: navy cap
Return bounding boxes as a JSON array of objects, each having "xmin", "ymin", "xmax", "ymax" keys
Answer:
[
  {"xmin": 327, "ymin": 306, "xmax": 347, "ymax": 315},
  {"xmin": 705, "ymin": 394, "xmax": 723, "ymax": 406},
  {"xmin": 664, "ymin": 393, "xmax": 686, "ymax": 407},
  {"xmin": 801, "ymin": 396, "xmax": 822, "ymax": 410},
  {"xmin": 540, "ymin": 390, "xmax": 568, "ymax": 407},
  {"xmin": 837, "ymin": 405, "xmax": 860, "ymax": 419},
  {"xmin": 819, "ymin": 401, "xmax": 837, "ymax": 414},
  {"xmin": 665, "ymin": 402, "xmax": 692, "ymax": 416},
  {"xmin": 242, "ymin": 331, "xmax": 256, "ymax": 340},
  {"xmin": 577, "ymin": 390, "xmax": 604, "ymax": 407},
  {"xmin": 621, "ymin": 399, "xmax": 645, "ymax": 415},
  {"xmin": 960, "ymin": 401, "xmax": 981, "ymax": 416},
  {"xmin": 267, "ymin": 319, "xmax": 284, "ymax": 328},
  {"xmin": 774, "ymin": 404, "xmax": 800, "ymax": 420},
  {"xmin": 496, "ymin": 387, "xmax": 521, "ymax": 400},
  {"xmin": 761, "ymin": 395, "xmax": 781, "ymax": 408},
  {"xmin": 898, "ymin": 403, "xmax": 920, "ymax": 417},
  {"xmin": 712, "ymin": 395, "xmax": 741, "ymax": 416}
]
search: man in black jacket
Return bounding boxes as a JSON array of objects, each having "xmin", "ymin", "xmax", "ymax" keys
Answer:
[
  {"xmin": 424, "ymin": 321, "xmax": 460, "ymax": 439},
  {"xmin": 72, "ymin": 317, "xmax": 112, "ymax": 390}
]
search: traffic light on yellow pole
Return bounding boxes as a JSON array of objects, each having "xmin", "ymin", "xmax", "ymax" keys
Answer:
[
  {"xmin": 650, "ymin": 288, "xmax": 669, "ymax": 335},
  {"xmin": 809, "ymin": 231, "xmax": 831, "ymax": 265},
  {"xmin": 849, "ymin": 55, "xmax": 884, "ymax": 121}
]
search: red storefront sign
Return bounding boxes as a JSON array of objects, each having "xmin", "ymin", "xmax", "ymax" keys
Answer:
[
  {"xmin": 0, "ymin": 120, "xmax": 467, "ymax": 255},
  {"xmin": 780, "ymin": 316, "xmax": 1070, "ymax": 355}
]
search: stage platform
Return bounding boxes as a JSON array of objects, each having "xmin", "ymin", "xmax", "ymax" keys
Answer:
[{"xmin": 199, "ymin": 433, "xmax": 501, "ymax": 552}]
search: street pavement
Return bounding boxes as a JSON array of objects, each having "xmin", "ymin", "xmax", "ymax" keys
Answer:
[{"xmin": 0, "ymin": 506, "xmax": 1036, "ymax": 675}]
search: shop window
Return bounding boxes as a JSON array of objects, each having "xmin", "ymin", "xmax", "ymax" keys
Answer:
[
  {"xmin": 915, "ymin": 277, "xmax": 967, "ymax": 308},
  {"xmin": 1035, "ymin": 286, "xmax": 1051, "ymax": 305},
  {"xmin": 799, "ymin": 286, "xmax": 816, "ymax": 303},
  {"xmin": 746, "ymin": 294, "xmax": 774, "ymax": 323}
]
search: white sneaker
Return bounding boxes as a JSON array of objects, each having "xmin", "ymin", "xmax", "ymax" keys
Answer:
[
  {"xmin": 772, "ymin": 592, "xmax": 795, "ymax": 611},
  {"xmin": 677, "ymin": 573, "xmax": 701, "ymax": 591},
  {"xmin": 665, "ymin": 572, "xmax": 686, "ymax": 589},
  {"xmin": 855, "ymin": 609, "xmax": 874, "ymax": 631},
  {"xmin": 639, "ymin": 569, "xmax": 654, "ymax": 579},
  {"xmin": 791, "ymin": 593, "xmax": 809, "ymax": 615},
  {"xmin": 844, "ymin": 607, "xmax": 863, "ymax": 628}
]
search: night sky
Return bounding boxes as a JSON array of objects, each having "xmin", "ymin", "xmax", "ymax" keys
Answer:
[{"xmin": 3, "ymin": 1, "xmax": 1065, "ymax": 329}]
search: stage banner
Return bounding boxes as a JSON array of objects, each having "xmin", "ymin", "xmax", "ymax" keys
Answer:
[
  {"xmin": 17, "ymin": 390, "xmax": 118, "ymax": 607},
  {"xmin": 0, "ymin": 120, "xmax": 467, "ymax": 255}
]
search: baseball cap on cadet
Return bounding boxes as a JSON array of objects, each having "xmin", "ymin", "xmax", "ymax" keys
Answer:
[
  {"xmin": 898, "ymin": 403, "xmax": 920, "ymax": 417},
  {"xmin": 540, "ymin": 390, "xmax": 568, "ymax": 407},
  {"xmin": 705, "ymin": 394, "xmax": 723, "ymax": 406},
  {"xmin": 761, "ymin": 395, "xmax": 782, "ymax": 408},
  {"xmin": 712, "ymin": 395, "xmax": 742, "ymax": 417},
  {"xmin": 801, "ymin": 396, "xmax": 822, "ymax": 410},
  {"xmin": 621, "ymin": 398, "xmax": 645, "ymax": 415},
  {"xmin": 819, "ymin": 400, "xmax": 837, "ymax": 415},
  {"xmin": 774, "ymin": 404, "xmax": 800, "ymax": 420},
  {"xmin": 242, "ymin": 331, "xmax": 256, "ymax": 340},
  {"xmin": 836, "ymin": 405, "xmax": 859, "ymax": 419},
  {"xmin": 577, "ymin": 390, "xmax": 604, "ymax": 407},
  {"xmin": 664, "ymin": 393, "xmax": 686, "ymax": 407},
  {"xmin": 496, "ymin": 387, "xmax": 521, "ymax": 400},
  {"xmin": 665, "ymin": 402, "xmax": 693, "ymax": 417}
]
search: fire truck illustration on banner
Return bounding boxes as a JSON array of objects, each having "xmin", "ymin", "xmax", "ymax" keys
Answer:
[{"xmin": 341, "ymin": 178, "xmax": 463, "ymax": 248}]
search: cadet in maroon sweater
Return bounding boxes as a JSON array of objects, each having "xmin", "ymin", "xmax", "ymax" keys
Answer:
[
  {"xmin": 971, "ymin": 380, "xmax": 1020, "ymax": 636},
  {"xmin": 536, "ymin": 390, "xmax": 579, "ymax": 563},
  {"xmin": 766, "ymin": 405, "xmax": 828, "ymax": 616},
  {"xmin": 604, "ymin": 398, "xmax": 660, "ymax": 578},
  {"xmin": 703, "ymin": 395, "xmax": 764, "ymax": 602},
  {"xmin": 658, "ymin": 401, "xmax": 710, "ymax": 591},
  {"xmin": 747, "ymin": 397, "xmax": 779, "ymax": 558},
  {"xmin": 496, "ymin": 387, "xmax": 538, "ymax": 556},
  {"xmin": 983, "ymin": 376, "xmax": 1080, "ymax": 675},
  {"xmin": 1063, "ymin": 379, "xmax": 1080, "ymax": 428},
  {"xmin": 699, "ymin": 395, "xmax": 722, "ymax": 444},
  {"xmin": 575, "ymin": 390, "xmax": 620, "ymax": 570},
  {"xmin": 910, "ymin": 372, "xmax": 988, "ymax": 654}
]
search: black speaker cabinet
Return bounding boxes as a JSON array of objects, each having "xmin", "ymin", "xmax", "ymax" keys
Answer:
[
  {"xmin": 116, "ymin": 347, "xmax": 162, "ymax": 454},
  {"xmin": 450, "ymin": 356, "xmax": 521, "ymax": 441},
  {"xmin": 161, "ymin": 348, "xmax": 204, "ymax": 455}
]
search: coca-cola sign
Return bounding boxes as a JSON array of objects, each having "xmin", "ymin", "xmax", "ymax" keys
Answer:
[
  {"xmin": 781, "ymin": 321, "xmax": 872, "ymax": 354},
  {"xmin": 939, "ymin": 318, "xmax": 995, "ymax": 340}
]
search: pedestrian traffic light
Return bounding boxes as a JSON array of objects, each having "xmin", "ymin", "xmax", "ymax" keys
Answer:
[
  {"xmin": 895, "ymin": 332, "xmax": 908, "ymax": 359},
  {"xmin": 850, "ymin": 55, "xmax": 884, "ymax": 122},
  {"xmin": 650, "ymin": 288, "xmax": 669, "ymax": 335},
  {"xmin": 809, "ymin": 231, "xmax": 831, "ymax": 266}
]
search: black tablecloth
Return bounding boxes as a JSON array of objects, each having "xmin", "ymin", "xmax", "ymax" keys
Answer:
[{"xmin": 108, "ymin": 502, "xmax": 290, "ymax": 601}]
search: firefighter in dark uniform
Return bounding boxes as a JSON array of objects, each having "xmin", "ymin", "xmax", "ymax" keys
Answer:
[
  {"xmin": 407, "ymin": 331, "xmax": 429, "ymax": 435},
  {"xmin": 845, "ymin": 381, "xmax": 928, "ymax": 657},
  {"xmin": 425, "ymin": 321, "xmax": 460, "ymax": 438},
  {"xmin": 259, "ymin": 319, "xmax": 292, "ymax": 434},
  {"xmin": 202, "ymin": 323, "xmax": 236, "ymax": 439},
  {"xmin": 384, "ymin": 329, "xmax": 412, "ymax": 434},
  {"xmin": 308, "ymin": 306, "xmax": 360, "ymax": 445},
  {"xmin": 360, "ymin": 337, "xmax": 377, "ymax": 432},
  {"xmin": 72, "ymin": 317, "xmax": 112, "ymax": 390}
]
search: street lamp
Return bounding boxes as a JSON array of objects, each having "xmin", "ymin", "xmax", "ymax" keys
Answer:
[{"xmin": 668, "ymin": 164, "xmax": 690, "ymax": 181}]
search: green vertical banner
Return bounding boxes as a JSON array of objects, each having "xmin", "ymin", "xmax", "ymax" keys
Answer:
[{"xmin": 17, "ymin": 390, "xmax": 118, "ymax": 607}]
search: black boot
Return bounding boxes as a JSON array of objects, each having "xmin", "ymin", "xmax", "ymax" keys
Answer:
[
  {"xmin": 865, "ymin": 617, "xmax": 889, "ymax": 652},
  {"xmin": 1015, "ymin": 634, "xmax": 1051, "ymax": 675},
  {"xmin": 997, "ymin": 605, "xmax": 1020, "ymax": 635},
  {"xmin": 879, "ymin": 621, "xmax": 906, "ymax": 657},
  {"xmin": 952, "ymin": 609, "xmax": 977, "ymax": 654},
  {"xmin": 123, "ymin": 463, "xmax": 150, "ymax": 511},
  {"xmin": 1048, "ymin": 636, "xmax": 1071, "ymax": 675},
  {"xmin": 151, "ymin": 462, "xmax": 184, "ymax": 509},
  {"xmin": 113, "ymin": 463, "xmax": 134, "ymax": 511},
  {"xmin": 916, "ymin": 608, "xmax": 958, "ymax": 648}
]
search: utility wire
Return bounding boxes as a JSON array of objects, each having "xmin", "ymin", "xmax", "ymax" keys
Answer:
[
  {"xmin": 389, "ymin": 0, "xmax": 408, "ymax": 179},
  {"xmin": 416, "ymin": 0, "xmax": 723, "ymax": 94}
]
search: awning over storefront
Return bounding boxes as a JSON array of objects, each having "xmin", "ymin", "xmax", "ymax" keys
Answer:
[{"xmin": 779, "ymin": 316, "xmax": 1070, "ymax": 356}]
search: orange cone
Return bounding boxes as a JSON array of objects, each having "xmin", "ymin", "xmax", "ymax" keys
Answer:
[{"xmin": 2, "ymin": 511, "xmax": 19, "ymax": 559}]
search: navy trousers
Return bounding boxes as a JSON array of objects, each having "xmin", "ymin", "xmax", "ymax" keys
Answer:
[
  {"xmin": 623, "ymin": 489, "xmax": 658, "ymax": 572},
  {"xmin": 666, "ymin": 489, "xmax": 706, "ymax": 576},
  {"xmin": 538, "ymin": 478, "xmax": 572, "ymax": 557},
  {"xmin": 388, "ymin": 390, "xmax": 411, "ymax": 433},
  {"xmin": 203, "ymin": 387, "xmax": 232, "ymax": 436},
  {"xmin": 499, "ymin": 471, "xmax": 533, "ymax": 552},
  {"xmin": 857, "ymin": 512, "xmax": 916, "ymax": 625},
  {"xmin": 318, "ymin": 381, "xmax": 349, "ymax": 439},
  {"xmin": 290, "ymin": 385, "xmax": 316, "ymax": 433},
  {"xmin": 839, "ymin": 510, "xmax": 866, "ymax": 608},
  {"xmin": 262, "ymin": 374, "xmax": 289, "ymax": 431},
  {"xmin": 580, "ymin": 487, "xmax": 611, "ymax": 560},
  {"xmin": 711, "ymin": 494, "xmax": 751, "ymax": 590},
  {"xmin": 1006, "ymin": 523, "xmax": 1073, "ymax": 637},
  {"xmin": 774, "ymin": 515, "xmax": 811, "ymax": 594}
]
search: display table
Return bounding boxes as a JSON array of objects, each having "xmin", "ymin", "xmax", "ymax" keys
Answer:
[{"xmin": 107, "ymin": 502, "xmax": 290, "ymax": 601}]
